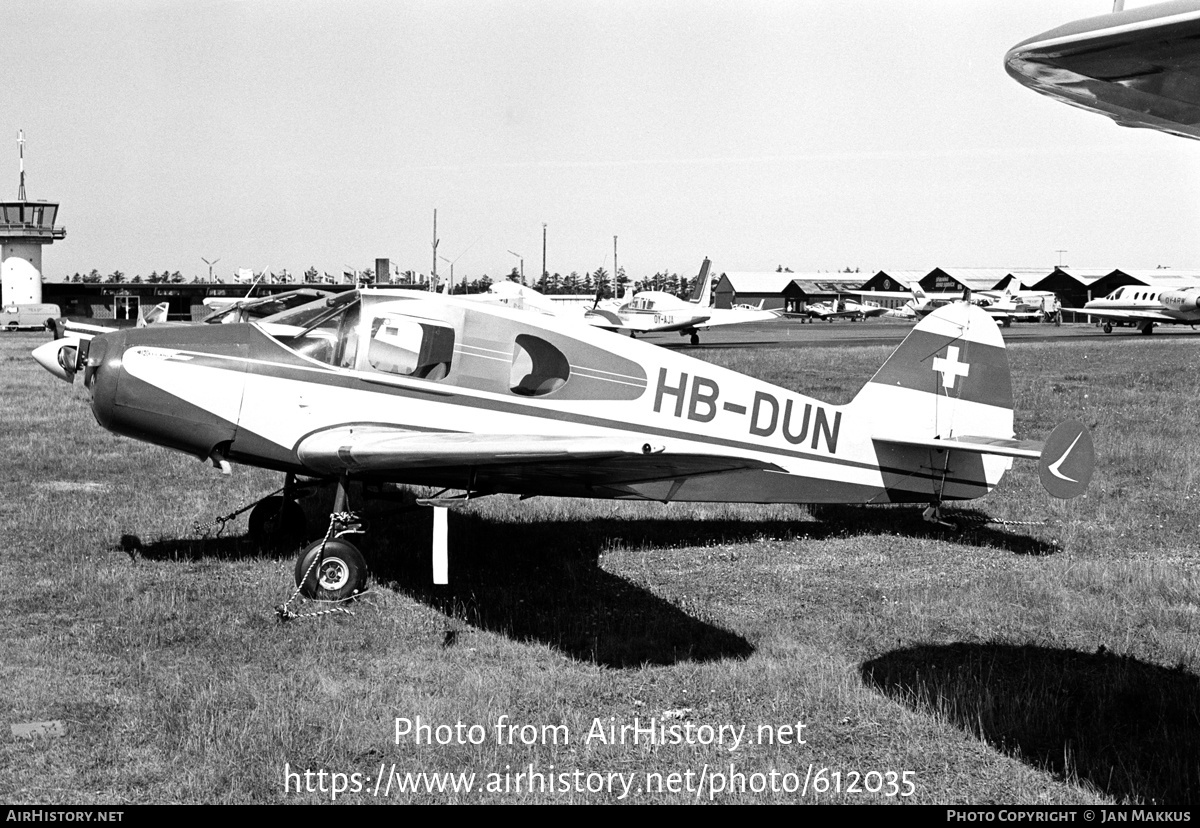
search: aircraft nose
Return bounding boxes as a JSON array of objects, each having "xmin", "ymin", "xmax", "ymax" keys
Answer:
[{"xmin": 84, "ymin": 332, "xmax": 125, "ymax": 430}]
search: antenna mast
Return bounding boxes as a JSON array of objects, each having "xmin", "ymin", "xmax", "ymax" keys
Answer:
[
  {"xmin": 432, "ymin": 209, "xmax": 439, "ymax": 290},
  {"xmin": 17, "ymin": 130, "xmax": 26, "ymax": 201}
]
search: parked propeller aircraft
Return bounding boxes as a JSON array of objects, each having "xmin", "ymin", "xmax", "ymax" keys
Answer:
[
  {"xmin": 805, "ymin": 297, "xmax": 890, "ymax": 322},
  {"xmin": 33, "ymin": 289, "xmax": 1094, "ymax": 603},
  {"xmin": 47, "ymin": 288, "xmax": 333, "ymax": 342},
  {"xmin": 585, "ymin": 259, "xmax": 780, "ymax": 344},
  {"xmin": 1006, "ymin": 0, "xmax": 1200, "ymax": 141},
  {"xmin": 848, "ymin": 284, "xmax": 1040, "ymax": 326},
  {"xmin": 1067, "ymin": 284, "xmax": 1200, "ymax": 333}
]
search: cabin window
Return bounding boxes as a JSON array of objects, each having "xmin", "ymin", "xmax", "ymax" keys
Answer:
[
  {"xmin": 509, "ymin": 334, "xmax": 569, "ymax": 396},
  {"xmin": 368, "ymin": 316, "xmax": 455, "ymax": 380}
]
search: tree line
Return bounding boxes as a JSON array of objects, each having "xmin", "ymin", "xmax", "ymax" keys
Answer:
[{"xmin": 56, "ymin": 265, "xmax": 700, "ymax": 299}]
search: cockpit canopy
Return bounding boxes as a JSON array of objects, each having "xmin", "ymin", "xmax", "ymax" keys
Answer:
[{"xmin": 256, "ymin": 290, "xmax": 647, "ymax": 402}]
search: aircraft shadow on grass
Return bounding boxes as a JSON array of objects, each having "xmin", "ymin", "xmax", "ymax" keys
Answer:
[
  {"xmin": 123, "ymin": 498, "xmax": 1056, "ymax": 667},
  {"xmin": 862, "ymin": 643, "xmax": 1200, "ymax": 807}
]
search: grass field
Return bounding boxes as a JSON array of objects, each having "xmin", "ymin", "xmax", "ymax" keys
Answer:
[{"xmin": 2, "ymin": 328, "xmax": 1198, "ymax": 805}]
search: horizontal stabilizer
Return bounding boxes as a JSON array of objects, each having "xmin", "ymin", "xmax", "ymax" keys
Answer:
[
  {"xmin": 874, "ymin": 418, "xmax": 1094, "ymax": 499},
  {"xmin": 872, "ymin": 433, "xmax": 1042, "ymax": 460}
]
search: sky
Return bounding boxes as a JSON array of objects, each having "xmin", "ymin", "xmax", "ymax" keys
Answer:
[{"xmin": 5, "ymin": 0, "xmax": 1200, "ymax": 283}]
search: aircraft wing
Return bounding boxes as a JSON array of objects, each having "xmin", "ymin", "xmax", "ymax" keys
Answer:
[
  {"xmin": 1064, "ymin": 307, "xmax": 1181, "ymax": 323},
  {"xmin": 296, "ymin": 427, "xmax": 784, "ymax": 498},
  {"xmin": 1006, "ymin": 1, "xmax": 1200, "ymax": 140}
]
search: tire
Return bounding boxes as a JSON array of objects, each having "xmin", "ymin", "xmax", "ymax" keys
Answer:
[
  {"xmin": 1103, "ymin": 322, "xmax": 1113, "ymax": 334},
  {"xmin": 248, "ymin": 496, "xmax": 308, "ymax": 550},
  {"xmin": 294, "ymin": 538, "xmax": 368, "ymax": 601},
  {"xmin": 689, "ymin": 332, "xmax": 700, "ymax": 345}
]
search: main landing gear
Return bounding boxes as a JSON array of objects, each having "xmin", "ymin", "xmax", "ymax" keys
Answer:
[
  {"xmin": 264, "ymin": 475, "xmax": 452, "ymax": 609},
  {"xmin": 290, "ymin": 476, "xmax": 370, "ymax": 602},
  {"xmin": 681, "ymin": 328, "xmax": 700, "ymax": 345},
  {"xmin": 294, "ymin": 525, "xmax": 369, "ymax": 602}
]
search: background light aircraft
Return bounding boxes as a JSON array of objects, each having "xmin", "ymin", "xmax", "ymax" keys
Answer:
[
  {"xmin": 586, "ymin": 259, "xmax": 779, "ymax": 344},
  {"xmin": 33, "ymin": 290, "xmax": 1094, "ymax": 604},
  {"xmin": 47, "ymin": 288, "xmax": 333, "ymax": 342},
  {"xmin": 805, "ymin": 297, "xmax": 890, "ymax": 322},
  {"xmin": 1068, "ymin": 284, "xmax": 1200, "ymax": 333},
  {"xmin": 848, "ymin": 284, "xmax": 1041, "ymax": 326},
  {"xmin": 1006, "ymin": 0, "xmax": 1200, "ymax": 141}
]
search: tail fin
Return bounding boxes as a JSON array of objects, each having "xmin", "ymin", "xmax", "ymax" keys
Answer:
[
  {"xmin": 851, "ymin": 302, "xmax": 1017, "ymax": 502},
  {"xmin": 909, "ymin": 282, "xmax": 927, "ymax": 301},
  {"xmin": 689, "ymin": 258, "xmax": 713, "ymax": 305},
  {"xmin": 138, "ymin": 302, "xmax": 170, "ymax": 327},
  {"xmin": 854, "ymin": 302, "xmax": 1013, "ymax": 430}
]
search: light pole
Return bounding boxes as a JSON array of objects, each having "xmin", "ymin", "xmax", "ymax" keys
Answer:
[{"xmin": 507, "ymin": 250, "xmax": 524, "ymax": 284}]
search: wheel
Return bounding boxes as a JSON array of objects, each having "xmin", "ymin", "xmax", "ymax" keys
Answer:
[
  {"xmin": 1103, "ymin": 321, "xmax": 1113, "ymax": 333},
  {"xmin": 5, "ymin": 323, "xmax": 16, "ymax": 332},
  {"xmin": 689, "ymin": 332, "xmax": 700, "ymax": 345},
  {"xmin": 248, "ymin": 495, "xmax": 308, "ymax": 550},
  {"xmin": 294, "ymin": 538, "xmax": 368, "ymax": 601}
]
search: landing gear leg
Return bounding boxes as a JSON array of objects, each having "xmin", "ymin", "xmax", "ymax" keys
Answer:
[{"xmin": 290, "ymin": 478, "xmax": 368, "ymax": 603}]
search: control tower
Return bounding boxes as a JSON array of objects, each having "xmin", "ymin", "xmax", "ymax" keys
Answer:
[{"xmin": 0, "ymin": 131, "xmax": 65, "ymax": 306}]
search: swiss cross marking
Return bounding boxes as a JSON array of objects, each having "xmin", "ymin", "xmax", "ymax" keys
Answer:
[{"xmin": 932, "ymin": 345, "xmax": 970, "ymax": 389}]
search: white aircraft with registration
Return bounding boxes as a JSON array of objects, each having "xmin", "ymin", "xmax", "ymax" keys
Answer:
[
  {"xmin": 585, "ymin": 259, "xmax": 779, "ymax": 344},
  {"xmin": 1067, "ymin": 284, "xmax": 1200, "ymax": 333},
  {"xmin": 32, "ymin": 288, "xmax": 1094, "ymax": 604}
]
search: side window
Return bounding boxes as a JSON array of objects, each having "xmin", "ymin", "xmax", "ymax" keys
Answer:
[
  {"xmin": 368, "ymin": 316, "xmax": 455, "ymax": 380},
  {"xmin": 510, "ymin": 334, "xmax": 569, "ymax": 396}
]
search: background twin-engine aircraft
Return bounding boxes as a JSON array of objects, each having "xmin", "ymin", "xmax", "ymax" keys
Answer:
[
  {"xmin": 33, "ymin": 289, "xmax": 1094, "ymax": 603},
  {"xmin": 1070, "ymin": 284, "xmax": 1200, "ymax": 333}
]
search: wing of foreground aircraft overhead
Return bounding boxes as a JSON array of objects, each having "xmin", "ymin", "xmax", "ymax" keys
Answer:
[{"xmin": 1006, "ymin": 0, "xmax": 1200, "ymax": 139}]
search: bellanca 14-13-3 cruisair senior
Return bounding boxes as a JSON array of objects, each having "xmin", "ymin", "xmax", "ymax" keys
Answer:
[{"xmin": 33, "ymin": 289, "xmax": 1095, "ymax": 604}]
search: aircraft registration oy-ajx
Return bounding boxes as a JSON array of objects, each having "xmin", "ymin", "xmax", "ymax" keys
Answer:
[{"xmin": 33, "ymin": 288, "xmax": 1095, "ymax": 605}]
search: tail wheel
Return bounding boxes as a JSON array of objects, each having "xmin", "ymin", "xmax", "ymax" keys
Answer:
[{"xmin": 294, "ymin": 539, "xmax": 368, "ymax": 601}]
